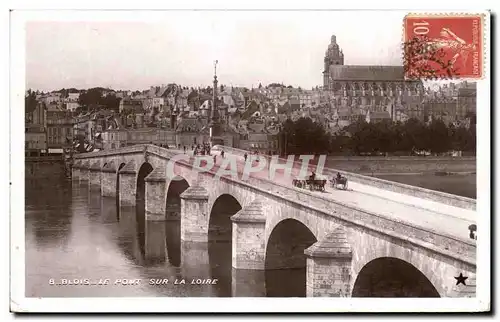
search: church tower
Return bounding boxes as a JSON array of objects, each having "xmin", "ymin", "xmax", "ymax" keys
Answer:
[{"xmin": 323, "ymin": 35, "xmax": 344, "ymax": 90}]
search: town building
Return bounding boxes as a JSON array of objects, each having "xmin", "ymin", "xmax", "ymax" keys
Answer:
[
  {"xmin": 457, "ymin": 82, "xmax": 477, "ymax": 121},
  {"xmin": 25, "ymin": 101, "xmax": 47, "ymax": 156},
  {"xmin": 101, "ymin": 128, "xmax": 177, "ymax": 149},
  {"xmin": 119, "ymin": 97, "xmax": 143, "ymax": 113},
  {"xmin": 68, "ymin": 93, "xmax": 80, "ymax": 101},
  {"xmin": 46, "ymin": 110, "xmax": 74, "ymax": 152},
  {"xmin": 422, "ymin": 81, "xmax": 476, "ymax": 126},
  {"xmin": 365, "ymin": 110, "xmax": 392, "ymax": 123},
  {"xmin": 65, "ymin": 92, "xmax": 80, "ymax": 111}
]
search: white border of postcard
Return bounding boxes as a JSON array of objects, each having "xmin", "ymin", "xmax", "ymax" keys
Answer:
[{"xmin": 9, "ymin": 5, "xmax": 491, "ymax": 313}]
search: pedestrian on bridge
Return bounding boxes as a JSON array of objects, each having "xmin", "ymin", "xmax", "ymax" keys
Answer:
[
  {"xmin": 221, "ymin": 150, "xmax": 225, "ymax": 158},
  {"xmin": 244, "ymin": 153, "xmax": 248, "ymax": 162}
]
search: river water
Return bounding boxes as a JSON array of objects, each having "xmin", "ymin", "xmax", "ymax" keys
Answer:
[
  {"xmin": 373, "ymin": 173, "xmax": 476, "ymax": 199},
  {"xmin": 25, "ymin": 179, "xmax": 303, "ymax": 297}
]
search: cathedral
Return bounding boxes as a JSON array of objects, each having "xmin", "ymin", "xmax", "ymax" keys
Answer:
[{"xmin": 323, "ymin": 35, "xmax": 425, "ymax": 121}]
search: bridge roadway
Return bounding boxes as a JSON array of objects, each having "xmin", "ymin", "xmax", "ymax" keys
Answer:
[{"xmin": 189, "ymin": 149, "xmax": 476, "ymax": 242}]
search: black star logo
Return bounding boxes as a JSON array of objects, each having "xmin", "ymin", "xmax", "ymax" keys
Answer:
[{"xmin": 455, "ymin": 273, "xmax": 468, "ymax": 286}]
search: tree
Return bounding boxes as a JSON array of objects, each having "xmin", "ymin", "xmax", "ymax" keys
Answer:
[
  {"xmin": 403, "ymin": 118, "xmax": 429, "ymax": 151},
  {"xmin": 101, "ymin": 94, "xmax": 121, "ymax": 112},
  {"xmin": 450, "ymin": 124, "xmax": 475, "ymax": 152},
  {"xmin": 465, "ymin": 111, "xmax": 477, "ymax": 125},
  {"xmin": 427, "ymin": 119, "xmax": 451, "ymax": 153},
  {"xmin": 25, "ymin": 89, "xmax": 38, "ymax": 114},
  {"xmin": 282, "ymin": 117, "xmax": 330, "ymax": 154},
  {"xmin": 78, "ymin": 87, "xmax": 103, "ymax": 107}
]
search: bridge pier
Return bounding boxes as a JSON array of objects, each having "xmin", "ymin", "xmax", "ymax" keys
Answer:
[
  {"xmin": 119, "ymin": 161, "xmax": 138, "ymax": 207},
  {"xmin": 231, "ymin": 199, "xmax": 266, "ymax": 270},
  {"xmin": 89, "ymin": 162, "xmax": 101, "ymax": 190},
  {"xmin": 80, "ymin": 162, "xmax": 90, "ymax": 182},
  {"xmin": 304, "ymin": 227, "xmax": 353, "ymax": 297},
  {"xmin": 180, "ymin": 185, "xmax": 209, "ymax": 242},
  {"xmin": 145, "ymin": 168, "xmax": 167, "ymax": 221},
  {"xmin": 101, "ymin": 163, "xmax": 117, "ymax": 197},
  {"xmin": 71, "ymin": 162, "xmax": 81, "ymax": 180}
]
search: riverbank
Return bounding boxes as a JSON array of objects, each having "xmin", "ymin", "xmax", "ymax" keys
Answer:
[{"xmin": 323, "ymin": 156, "xmax": 476, "ymax": 174}]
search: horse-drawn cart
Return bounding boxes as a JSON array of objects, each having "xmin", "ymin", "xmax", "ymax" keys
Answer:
[
  {"xmin": 330, "ymin": 176, "xmax": 348, "ymax": 190},
  {"xmin": 292, "ymin": 178, "xmax": 326, "ymax": 191}
]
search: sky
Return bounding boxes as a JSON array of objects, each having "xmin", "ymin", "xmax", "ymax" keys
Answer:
[{"xmin": 24, "ymin": 10, "xmax": 407, "ymax": 92}]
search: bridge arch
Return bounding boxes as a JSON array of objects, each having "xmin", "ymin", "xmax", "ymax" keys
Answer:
[
  {"xmin": 350, "ymin": 233, "xmax": 447, "ymax": 297},
  {"xmin": 115, "ymin": 162, "xmax": 126, "ymax": 218},
  {"xmin": 208, "ymin": 193, "xmax": 242, "ymax": 242},
  {"xmin": 207, "ymin": 193, "xmax": 242, "ymax": 295},
  {"xmin": 136, "ymin": 162, "xmax": 154, "ymax": 204},
  {"xmin": 352, "ymin": 257, "xmax": 440, "ymax": 297},
  {"xmin": 265, "ymin": 218, "xmax": 317, "ymax": 297},
  {"xmin": 165, "ymin": 176, "xmax": 191, "ymax": 210}
]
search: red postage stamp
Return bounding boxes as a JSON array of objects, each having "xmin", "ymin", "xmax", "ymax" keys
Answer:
[{"xmin": 403, "ymin": 14, "xmax": 483, "ymax": 79}]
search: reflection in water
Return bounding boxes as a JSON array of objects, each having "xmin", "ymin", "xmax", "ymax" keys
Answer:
[
  {"xmin": 144, "ymin": 220, "xmax": 166, "ymax": 265},
  {"xmin": 135, "ymin": 198, "xmax": 146, "ymax": 261},
  {"xmin": 208, "ymin": 242, "xmax": 232, "ymax": 297},
  {"xmin": 25, "ymin": 179, "xmax": 314, "ymax": 297},
  {"xmin": 25, "ymin": 179, "xmax": 73, "ymax": 249},
  {"xmin": 101, "ymin": 197, "xmax": 118, "ymax": 224},
  {"xmin": 165, "ymin": 220, "xmax": 181, "ymax": 267},
  {"xmin": 266, "ymin": 269, "xmax": 306, "ymax": 297},
  {"xmin": 232, "ymin": 269, "xmax": 266, "ymax": 297},
  {"xmin": 165, "ymin": 178, "xmax": 188, "ymax": 267}
]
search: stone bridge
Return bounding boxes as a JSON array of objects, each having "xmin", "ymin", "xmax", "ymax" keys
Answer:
[{"xmin": 72, "ymin": 144, "xmax": 476, "ymax": 297}]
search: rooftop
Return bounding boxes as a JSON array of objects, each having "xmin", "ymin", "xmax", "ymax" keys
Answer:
[{"xmin": 328, "ymin": 65, "xmax": 405, "ymax": 81}]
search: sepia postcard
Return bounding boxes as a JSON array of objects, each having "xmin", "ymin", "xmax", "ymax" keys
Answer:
[{"xmin": 10, "ymin": 7, "xmax": 491, "ymax": 313}]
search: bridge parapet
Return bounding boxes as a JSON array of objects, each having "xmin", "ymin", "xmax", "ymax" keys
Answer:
[
  {"xmin": 75, "ymin": 144, "xmax": 147, "ymax": 159},
  {"xmin": 215, "ymin": 145, "xmax": 476, "ymax": 210}
]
